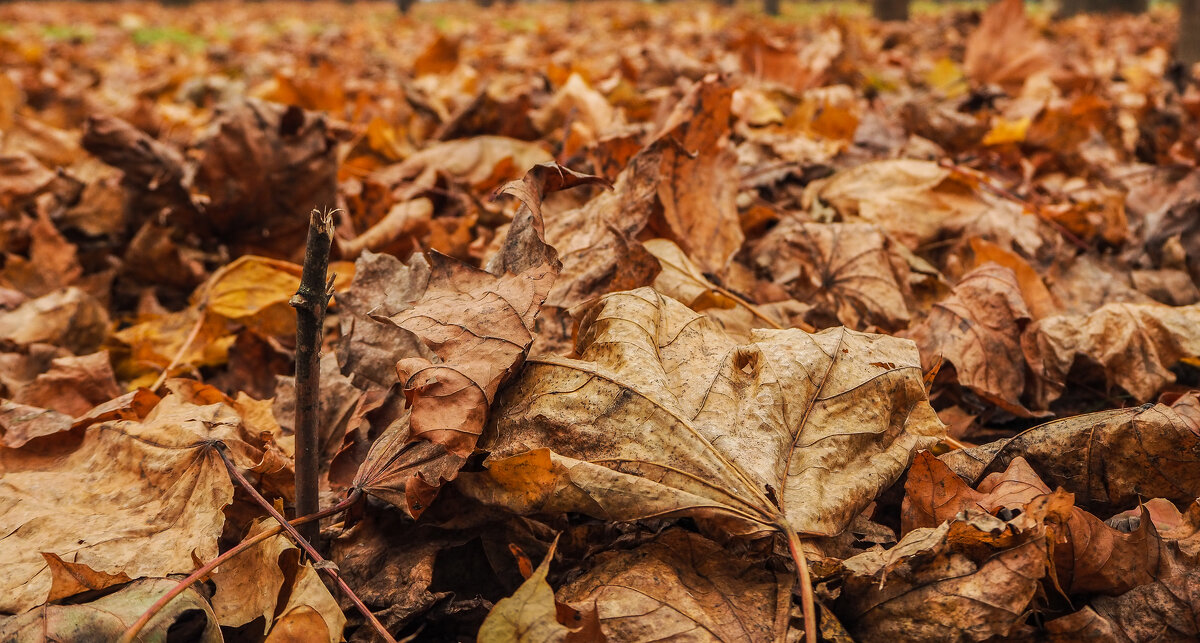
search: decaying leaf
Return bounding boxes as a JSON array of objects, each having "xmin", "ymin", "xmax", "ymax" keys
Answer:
[
  {"xmin": 903, "ymin": 263, "xmax": 1037, "ymax": 416},
  {"xmin": 1023, "ymin": 302, "xmax": 1200, "ymax": 405},
  {"xmin": 940, "ymin": 403, "xmax": 1200, "ymax": 515},
  {"xmin": 651, "ymin": 75, "xmax": 743, "ymax": 273},
  {"xmin": 351, "ymin": 163, "xmax": 601, "ymax": 518},
  {"xmin": 556, "ymin": 529, "xmax": 791, "ymax": 642},
  {"xmin": 0, "ymin": 384, "xmax": 291, "ymax": 613},
  {"xmin": 41, "ymin": 553, "xmax": 133, "ymax": 603},
  {"xmin": 0, "ymin": 578, "xmax": 221, "ymax": 642},
  {"xmin": 963, "ymin": 0, "xmax": 1054, "ymax": 91},
  {"xmin": 814, "ymin": 159, "xmax": 1047, "ymax": 257},
  {"xmin": 463, "ymin": 287, "xmax": 944, "ymax": 538},
  {"xmin": 904, "ymin": 453, "xmax": 1162, "ymax": 596},
  {"xmin": 837, "ymin": 512, "xmax": 1049, "ymax": 643},
  {"xmin": 750, "ymin": 219, "xmax": 913, "ymax": 331}
]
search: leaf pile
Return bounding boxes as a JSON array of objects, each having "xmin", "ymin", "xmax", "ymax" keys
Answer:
[{"xmin": 1, "ymin": 1, "xmax": 1200, "ymax": 641}]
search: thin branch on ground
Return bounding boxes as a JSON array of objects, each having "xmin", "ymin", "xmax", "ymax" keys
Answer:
[
  {"xmin": 117, "ymin": 487, "xmax": 363, "ymax": 643},
  {"xmin": 289, "ymin": 207, "xmax": 337, "ymax": 546},
  {"xmin": 215, "ymin": 443, "xmax": 396, "ymax": 643}
]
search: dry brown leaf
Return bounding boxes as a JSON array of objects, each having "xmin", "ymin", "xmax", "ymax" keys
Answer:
[
  {"xmin": 1086, "ymin": 543, "xmax": 1200, "ymax": 641},
  {"xmin": 0, "ymin": 153, "xmax": 58, "ymax": 209},
  {"xmin": 351, "ymin": 163, "xmax": 600, "ymax": 518},
  {"xmin": 13, "ymin": 351, "xmax": 121, "ymax": 418},
  {"xmin": 0, "ymin": 215, "xmax": 82, "ymax": 299},
  {"xmin": 1042, "ymin": 607, "xmax": 1121, "ymax": 641},
  {"xmin": 1023, "ymin": 302, "xmax": 1200, "ymax": 405},
  {"xmin": 837, "ymin": 519, "xmax": 1047, "ymax": 642},
  {"xmin": 81, "ymin": 114, "xmax": 194, "ymax": 223},
  {"xmin": 268, "ymin": 546, "xmax": 347, "ymax": 643},
  {"xmin": 556, "ymin": 529, "xmax": 790, "ymax": 642},
  {"xmin": 0, "ymin": 578, "xmax": 220, "ymax": 641},
  {"xmin": 963, "ymin": 0, "xmax": 1055, "ymax": 91},
  {"xmin": 379, "ymin": 136, "xmax": 553, "ymax": 194},
  {"xmin": 904, "ymin": 453, "xmax": 1162, "ymax": 595},
  {"xmin": 210, "ymin": 519, "xmax": 291, "ymax": 630},
  {"xmin": 463, "ymin": 287, "xmax": 944, "ymax": 539},
  {"xmin": 0, "ymin": 383, "xmax": 295, "ymax": 613},
  {"xmin": 41, "ymin": 553, "xmax": 132, "ymax": 603},
  {"xmin": 0, "ymin": 287, "xmax": 109, "ymax": 355},
  {"xmin": 650, "ymin": 75, "xmax": 742, "ymax": 273},
  {"xmin": 967, "ymin": 237, "xmax": 1060, "ymax": 320},
  {"xmin": 535, "ymin": 142, "xmax": 665, "ymax": 354},
  {"xmin": 0, "ymin": 417, "xmax": 232, "ymax": 614},
  {"xmin": 939, "ymin": 403, "xmax": 1200, "ymax": 516},
  {"xmin": 0, "ymin": 400, "xmax": 72, "ymax": 448},
  {"xmin": 903, "ymin": 263, "xmax": 1038, "ymax": 416},
  {"xmin": 750, "ymin": 219, "xmax": 913, "ymax": 331},
  {"xmin": 338, "ymin": 198, "xmax": 434, "ymax": 260},
  {"xmin": 815, "ymin": 159, "xmax": 1045, "ymax": 256},
  {"xmin": 189, "ymin": 100, "xmax": 339, "ymax": 260}
]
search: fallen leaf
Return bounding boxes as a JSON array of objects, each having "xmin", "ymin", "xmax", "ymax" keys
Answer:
[
  {"xmin": 0, "ymin": 578, "xmax": 220, "ymax": 642},
  {"xmin": 351, "ymin": 163, "xmax": 600, "ymax": 518},
  {"xmin": 939, "ymin": 403, "xmax": 1200, "ymax": 515},
  {"xmin": 750, "ymin": 219, "xmax": 913, "ymax": 331},
  {"xmin": 963, "ymin": 0, "xmax": 1054, "ymax": 91},
  {"xmin": 556, "ymin": 529, "xmax": 791, "ymax": 642},
  {"xmin": 189, "ymin": 100, "xmax": 339, "ymax": 260},
  {"xmin": 41, "ymin": 553, "xmax": 132, "ymax": 603},
  {"xmin": 903, "ymin": 263, "xmax": 1038, "ymax": 416},
  {"xmin": 0, "ymin": 400, "xmax": 72, "ymax": 448},
  {"xmin": 13, "ymin": 351, "xmax": 121, "ymax": 417},
  {"xmin": 0, "ymin": 287, "xmax": 109, "ymax": 355},
  {"xmin": 650, "ymin": 75, "xmax": 742, "ymax": 273},
  {"xmin": 463, "ymin": 287, "xmax": 944, "ymax": 539},
  {"xmin": 903, "ymin": 452, "xmax": 1161, "ymax": 595},
  {"xmin": 815, "ymin": 159, "xmax": 1045, "ymax": 256},
  {"xmin": 1023, "ymin": 302, "xmax": 1200, "ymax": 405},
  {"xmin": 837, "ymin": 516, "xmax": 1048, "ymax": 643}
]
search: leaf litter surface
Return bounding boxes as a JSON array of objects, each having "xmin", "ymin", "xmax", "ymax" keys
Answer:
[{"xmin": 0, "ymin": 0, "xmax": 1199, "ymax": 641}]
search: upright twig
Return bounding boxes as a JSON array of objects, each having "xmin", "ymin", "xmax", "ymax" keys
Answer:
[
  {"xmin": 117, "ymin": 489, "xmax": 362, "ymax": 643},
  {"xmin": 290, "ymin": 208, "xmax": 336, "ymax": 546},
  {"xmin": 216, "ymin": 444, "xmax": 397, "ymax": 643}
]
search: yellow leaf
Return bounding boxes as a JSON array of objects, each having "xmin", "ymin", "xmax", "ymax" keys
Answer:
[{"xmin": 982, "ymin": 116, "xmax": 1031, "ymax": 146}]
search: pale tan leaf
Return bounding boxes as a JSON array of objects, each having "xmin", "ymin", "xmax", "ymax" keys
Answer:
[
  {"xmin": 210, "ymin": 520, "xmax": 291, "ymax": 630},
  {"xmin": 0, "ymin": 385, "xmax": 291, "ymax": 613},
  {"xmin": 557, "ymin": 529, "xmax": 792, "ymax": 643},
  {"xmin": 465, "ymin": 287, "xmax": 944, "ymax": 538},
  {"xmin": 750, "ymin": 219, "xmax": 913, "ymax": 331},
  {"xmin": 939, "ymin": 403, "xmax": 1200, "ymax": 516},
  {"xmin": 0, "ymin": 578, "xmax": 220, "ymax": 642},
  {"xmin": 1023, "ymin": 302, "xmax": 1200, "ymax": 405},
  {"xmin": 815, "ymin": 159, "xmax": 1045, "ymax": 256}
]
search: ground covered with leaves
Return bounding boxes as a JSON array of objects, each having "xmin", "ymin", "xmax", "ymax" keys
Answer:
[{"xmin": 1, "ymin": 0, "xmax": 1199, "ymax": 640}]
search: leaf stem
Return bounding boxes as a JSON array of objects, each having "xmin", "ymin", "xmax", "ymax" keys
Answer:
[
  {"xmin": 117, "ymin": 488, "xmax": 362, "ymax": 643},
  {"xmin": 214, "ymin": 444, "xmax": 396, "ymax": 643},
  {"xmin": 782, "ymin": 524, "xmax": 817, "ymax": 643}
]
